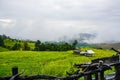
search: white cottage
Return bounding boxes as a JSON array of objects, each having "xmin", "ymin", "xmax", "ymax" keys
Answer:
[{"xmin": 80, "ymin": 50, "xmax": 94, "ymax": 55}]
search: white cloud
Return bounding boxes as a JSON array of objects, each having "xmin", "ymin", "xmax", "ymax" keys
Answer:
[
  {"xmin": 0, "ymin": 19, "xmax": 16, "ymax": 28},
  {"xmin": 0, "ymin": 0, "xmax": 120, "ymax": 43}
]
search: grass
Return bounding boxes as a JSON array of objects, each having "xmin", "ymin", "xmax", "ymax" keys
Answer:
[
  {"xmin": 0, "ymin": 48, "xmax": 116, "ymax": 79},
  {"xmin": 0, "ymin": 47, "xmax": 9, "ymax": 52}
]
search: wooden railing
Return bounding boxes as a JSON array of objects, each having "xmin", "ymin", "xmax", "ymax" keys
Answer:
[{"xmin": 74, "ymin": 55, "xmax": 120, "ymax": 80}]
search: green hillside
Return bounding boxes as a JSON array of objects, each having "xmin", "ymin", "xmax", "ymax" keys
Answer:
[
  {"xmin": 4, "ymin": 38, "xmax": 35, "ymax": 50},
  {"xmin": 4, "ymin": 39, "xmax": 17, "ymax": 48},
  {"xmin": 0, "ymin": 48, "xmax": 115, "ymax": 78},
  {"xmin": 0, "ymin": 47, "xmax": 9, "ymax": 52}
]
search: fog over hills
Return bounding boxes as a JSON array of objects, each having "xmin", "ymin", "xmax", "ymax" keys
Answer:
[{"xmin": 0, "ymin": 0, "xmax": 120, "ymax": 43}]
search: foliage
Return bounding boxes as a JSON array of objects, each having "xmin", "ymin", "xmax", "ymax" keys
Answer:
[
  {"xmin": 34, "ymin": 40, "xmax": 41, "ymax": 51},
  {"xmin": 34, "ymin": 40, "xmax": 75, "ymax": 51},
  {"xmin": 23, "ymin": 42, "xmax": 30, "ymax": 50},
  {"xmin": 0, "ymin": 35, "xmax": 5, "ymax": 47},
  {"xmin": 72, "ymin": 40, "xmax": 78, "ymax": 47},
  {"xmin": 11, "ymin": 43, "xmax": 22, "ymax": 50}
]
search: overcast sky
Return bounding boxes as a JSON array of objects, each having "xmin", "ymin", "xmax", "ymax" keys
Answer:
[{"xmin": 0, "ymin": 0, "xmax": 120, "ymax": 43}]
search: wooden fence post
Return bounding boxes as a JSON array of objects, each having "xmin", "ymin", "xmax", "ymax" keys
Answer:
[
  {"xmin": 98, "ymin": 71, "xmax": 104, "ymax": 80},
  {"xmin": 12, "ymin": 66, "xmax": 18, "ymax": 80},
  {"xmin": 97, "ymin": 60, "xmax": 105, "ymax": 80},
  {"xmin": 94, "ymin": 72, "xmax": 98, "ymax": 80},
  {"xmin": 84, "ymin": 74, "xmax": 92, "ymax": 80},
  {"xmin": 115, "ymin": 63, "xmax": 120, "ymax": 80},
  {"xmin": 82, "ymin": 68, "xmax": 92, "ymax": 80}
]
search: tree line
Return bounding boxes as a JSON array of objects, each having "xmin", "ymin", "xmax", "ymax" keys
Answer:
[
  {"xmin": 0, "ymin": 35, "xmax": 77, "ymax": 51},
  {"xmin": 11, "ymin": 40, "xmax": 77, "ymax": 51},
  {"xmin": 34, "ymin": 40, "xmax": 77, "ymax": 51}
]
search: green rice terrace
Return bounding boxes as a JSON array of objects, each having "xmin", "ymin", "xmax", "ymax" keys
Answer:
[{"xmin": 0, "ymin": 48, "xmax": 116, "ymax": 78}]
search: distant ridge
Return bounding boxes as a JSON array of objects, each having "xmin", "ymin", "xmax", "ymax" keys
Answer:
[{"xmin": 91, "ymin": 43, "xmax": 120, "ymax": 49}]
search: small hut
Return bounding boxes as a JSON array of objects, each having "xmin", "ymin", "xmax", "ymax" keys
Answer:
[
  {"xmin": 80, "ymin": 50, "xmax": 94, "ymax": 55},
  {"xmin": 73, "ymin": 49, "xmax": 81, "ymax": 54}
]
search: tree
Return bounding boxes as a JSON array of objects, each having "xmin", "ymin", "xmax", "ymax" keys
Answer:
[
  {"xmin": 39, "ymin": 43, "xmax": 46, "ymax": 51},
  {"xmin": 23, "ymin": 42, "xmax": 30, "ymax": 50},
  {"xmin": 2, "ymin": 34, "xmax": 8, "ymax": 39},
  {"xmin": 12, "ymin": 43, "xmax": 21, "ymax": 50},
  {"xmin": 0, "ymin": 36, "xmax": 5, "ymax": 47},
  {"xmin": 72, "ymin": 40, "xmax": 78, "ymax": 49},
  {"xmin": 34, "ymin": 40, "xmax": 41, "ymax": 51}
]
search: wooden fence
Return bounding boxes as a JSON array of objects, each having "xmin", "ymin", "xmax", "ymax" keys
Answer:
[{"xmin": 0, "ymin": 55, "xmax": 120, "ymax": 80}]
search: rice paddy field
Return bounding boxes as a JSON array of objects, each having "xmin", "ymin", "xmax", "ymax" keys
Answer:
[{"xmin": 0, "ymin": 48, "xmax": 116, "ymax": 79}]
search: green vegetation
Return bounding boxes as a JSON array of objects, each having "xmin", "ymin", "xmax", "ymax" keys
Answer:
[
  {"xmin": 4, "ymin": 39, "xmax": 17, "ymax": 48},
  {"xmin": 0, "ymin": 47, "xmax": 9, "ymax": 52},
  {"xmin": 4, "ymin": 38, "xmax": 34, "ymax": 51},
  {"xmin": 0, "ymin": 48, "xmax": 115, "ymax": 78}
]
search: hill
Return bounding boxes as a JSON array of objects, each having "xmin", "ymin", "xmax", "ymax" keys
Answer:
[
  {"xmin": 4, "ymin": 38, "xmax": 35, "ymax": 50},
  {"xmin": 91, "ymin": 43, "xmax": 120, "ymax": 50},
  {"xmin": 0, "ymin": 34, "xmax": 35, "ymax": 50}
]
